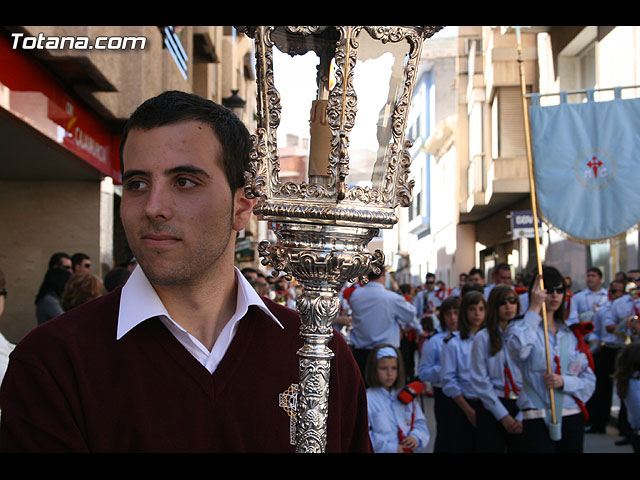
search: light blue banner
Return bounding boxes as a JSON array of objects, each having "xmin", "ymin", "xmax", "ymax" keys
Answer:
[{"xmin": 529, "ymin": 90, "xmax": 640, "ymax": 242}]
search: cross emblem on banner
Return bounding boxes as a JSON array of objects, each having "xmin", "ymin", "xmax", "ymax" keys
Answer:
[{"xmin": 588, "ymin": 156, "xmax": 603, "ymax": 179}]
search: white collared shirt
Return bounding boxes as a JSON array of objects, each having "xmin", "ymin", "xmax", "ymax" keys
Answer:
[{"xmin": 117, "ymin": 265, "xmax": 283, "ymax": 374}]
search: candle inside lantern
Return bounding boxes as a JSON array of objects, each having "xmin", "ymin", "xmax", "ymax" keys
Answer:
[{"xmin": 308, "ymin": 99, "xmax": 332, "ymax": 177}]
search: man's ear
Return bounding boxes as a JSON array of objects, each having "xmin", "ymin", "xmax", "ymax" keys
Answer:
[{"xmin": 232, "ymin": 188, "xmax": 258, "ymax": 232}]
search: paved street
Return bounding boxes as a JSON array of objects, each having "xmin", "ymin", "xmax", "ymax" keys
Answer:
[{"xmin": 417, "ymin": 395, "xmax": 634, "ymax": 453}]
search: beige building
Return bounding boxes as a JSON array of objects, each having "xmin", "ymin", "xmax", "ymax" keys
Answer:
[
  {"xmin": 397, "ymin": 26, "xmax": 640, "ymax": 291},
  {"xmin": 0, "ymin": 26, "xmax": 257, "ymax": 342}
]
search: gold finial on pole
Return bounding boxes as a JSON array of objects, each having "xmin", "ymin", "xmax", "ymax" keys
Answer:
[{"xmin": 513, "ymin": 25, "xmax": 558, "ymax": 426}]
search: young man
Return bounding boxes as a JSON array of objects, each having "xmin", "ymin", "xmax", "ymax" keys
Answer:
[
  {"xmin": 71, "ymin": 253, "xmax": 91, "ymax": 274},
  {"xmin": 413, "ymin": 272, "xmax": 442, "ymax": 323},
  {"xmin": 0, "ymin": 91, "xmax": 371, "ymax": 453},
  {"xmin": 349, "ymin": 267, "xmax": 419, "ymax": 377},
  {"xmin": 450, "ymin": 273, "xmax": 467, "ymax": 297},
  {"xmin": 585, "ymin": 279, "xmax": 626, "ymax": 433},
  {"xmin": 567, "ymin": 267, "xmax": 608, "ymax": 327},
  {"xmin": 484, "ymin": 262, "xmax": 512, "ymax": 298},
  {"xmin": 467, "ymin": 268, "xmax": 485, "ymax": 288}
]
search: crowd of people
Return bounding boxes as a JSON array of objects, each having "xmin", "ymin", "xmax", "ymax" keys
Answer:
[
  {"xmin": 333, "ymin": 262, "xmax": 640, "ymax": 453},
  {"xmin": 1, "ymin": 254, "xmax": 640, "ymax": 454},
  {"xmin": 2, "ymin": 251, "xmax": 640, "ymax": 454},
  {"xmin": 0, "ymin": 253, "xmax": 137, "ymax": 396}
]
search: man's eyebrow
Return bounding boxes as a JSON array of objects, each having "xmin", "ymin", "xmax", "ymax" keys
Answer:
[
  {"xmin": 166, "ymin": 165, "xmax": 211, "ymax": 178},
  {"xmin": 121, "ymin": 169, "xmax": 147, "ymax": 182},
  {"xmin": 121, "ymin": 165, "xmax": 211, "ymax": 182}
]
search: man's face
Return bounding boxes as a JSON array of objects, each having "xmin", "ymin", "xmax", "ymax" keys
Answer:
[
  {"xmin": 74, "ymin": 259, "xmax": 91, "ymax": 274},
  {"xmin": 469, "ymin": 273, "xmax": 484, "ymax": 286},
  {"xmin": 120, "ymin": 120, "xmax": 255, "ymax": 287},
  {"xmin": 58, "ymin": 258, "xmax": 73, "ymax": 272},
  {"xmin": 609, "ymin": 282, "xmax": 624, "ymax": 300},
  {"xmin": 586, "ymin": 271, "xmax": 601, "ymax": 290},
  {"xmin": 425, "ymin": 277, "xmax": 435, "ymax": 291},
  {"xmin": 495, "ymin": 268, "xmax": 512, "ymax": 286}
]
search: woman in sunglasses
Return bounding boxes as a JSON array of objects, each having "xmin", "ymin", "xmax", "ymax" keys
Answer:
[
  {"xmin": 470, "ymin": 285, "xmax": 524, "ymax": 452},
  {"xmin": 506, "ymin": 266, "xmax": 595, "ymax": 453}
]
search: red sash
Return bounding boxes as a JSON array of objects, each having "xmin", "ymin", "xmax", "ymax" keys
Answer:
[
  {"xmin": 553, "ymin": 354, "xmax": 590, "ymax": 422},
  {"xmin": 397, "ymin": 400, "xmax": 417, "ymax": 453},
  {"xmin": 504, "ymin": 366, "xmax": 520, "ymax": 398},
  {"xmin": 569, "ymin": 322, "xmax": 595, "ymax": 371}
]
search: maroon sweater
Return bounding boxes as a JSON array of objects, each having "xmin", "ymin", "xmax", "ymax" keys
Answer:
[{"xmin": 0, "ymin": 287, "xmax": 372, "ymax": 453}]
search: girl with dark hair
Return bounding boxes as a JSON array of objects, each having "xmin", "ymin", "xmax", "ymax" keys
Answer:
[
  {"xmin": 441, "ymin": 291, "xmax": 486, "ymax": 452},
  {"xmin": 613, "ymin": 343, "xmax": 640, "ymax": 453},
  {"xmin": 365, "ymin": 344, "xmax": 430, "ymax": 453},
  {"xmin": 506, "ymin": 266, "xmax": 595, "ymax": 453},
  {"xmin": 470, "ymin": 284, "xmax": 524, "ymax": 452},
  {"xmin": 417, "ymin": 295, "xmax": 460, "ymax": 452},
  {"xmin": 35, "ymin": 268, "xmax": 72, "ymax": 325}
]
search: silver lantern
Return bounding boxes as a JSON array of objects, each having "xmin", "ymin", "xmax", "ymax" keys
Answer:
[{"xmin": 236, "ymin": 26, "xmax": 442, "ymax": 453}]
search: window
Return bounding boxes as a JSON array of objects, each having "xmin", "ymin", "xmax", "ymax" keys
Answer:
[{"xmin": 160, "ymin": 26, "xmax": 188, "ymax": 80}]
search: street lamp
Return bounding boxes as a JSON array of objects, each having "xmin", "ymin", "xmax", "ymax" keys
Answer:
[
  {"xmin": 222, "ymin": 89, "xmax": 247, "ymax": 118},
  {"xmin": 237, "ymin": 25, "xmax": 442, "ymax": 453}
]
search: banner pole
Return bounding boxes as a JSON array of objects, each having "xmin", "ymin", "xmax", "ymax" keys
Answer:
[{"xmin": 515, "ymin": 26, "xmax": 557, "ymax": 425}]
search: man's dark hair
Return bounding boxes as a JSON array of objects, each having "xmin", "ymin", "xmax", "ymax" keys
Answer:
[
  {"xmin": 461, "ymin": 281, "xmax": 484, "ymax": 296},
  {"xmin": 587, "ymin": 266, "xmax": 603, "ymax": 278},
  {"xmin": 48, "ymin": 252, "xmax": 71, "ymax": 270},
  {"xmin": 71, "ymin": 252, "xmax": 90, "ymax": 268},
  {"xmin": 119, "ymin": 90, "xmax": 251, "ymax": 191},
  {"xmin": 494, "ymin": 262, "xmax": 511, "ymax": 274},
  {"xmin": 104, "ymin": 267, "xmax": 131, "ymax": 292},
  {"xmin": 468, "ymin": 267, "xmax": 483, "ymax": 277}
]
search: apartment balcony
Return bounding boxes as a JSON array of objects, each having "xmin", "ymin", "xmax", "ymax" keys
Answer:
[{"xmin": 459, "ymin": 152, "xmax": 530, "ymax": 223}]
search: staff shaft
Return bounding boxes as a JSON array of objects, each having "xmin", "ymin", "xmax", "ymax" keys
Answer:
[{"xmin": 515, "ymin": 28, "xmax": 557, "ymax": 425}]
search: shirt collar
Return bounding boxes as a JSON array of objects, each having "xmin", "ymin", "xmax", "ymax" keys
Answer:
[{"xmin": 117, "ymin": 265, "xmax": 283, "ymax": 340}]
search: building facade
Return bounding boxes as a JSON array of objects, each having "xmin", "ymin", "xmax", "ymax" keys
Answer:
[
  {"xmin": 395, "ymin": 26, "xmax": 640, "ymax": 292},
  {"xmin": 0, "ymin": 26, "xmax": 257, "ymax": 342}
]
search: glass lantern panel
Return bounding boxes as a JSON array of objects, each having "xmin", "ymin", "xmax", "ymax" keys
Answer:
[
  {"xmin": 272, "ymin": 46, "xmax": 318, "ymax": 183},
  {"xmin": 271, "ymin": 27, "xmax": 339, "ymax": 185},
  {"xmin": 346, "ymin": 29, "xmax": 411, "ymax": 191}
]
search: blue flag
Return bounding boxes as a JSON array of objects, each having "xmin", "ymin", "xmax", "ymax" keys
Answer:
[{"xmin": 529, "ymin": 90, "xmax": 640, "ymax": 242}]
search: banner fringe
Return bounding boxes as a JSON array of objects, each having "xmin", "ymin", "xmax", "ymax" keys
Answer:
[{"xmin": 538, "ymin": 211, "xmax": 640, "ymax": 246}]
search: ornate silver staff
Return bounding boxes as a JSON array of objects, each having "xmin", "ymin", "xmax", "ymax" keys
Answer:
[{"xmin": 237, "ymin": 26, "xmax": 441, "ymax": 453}]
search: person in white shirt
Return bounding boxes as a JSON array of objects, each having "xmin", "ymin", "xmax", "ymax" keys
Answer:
[
  {"xmin": 450, "ymin": 273, "xmax": 467, "ymax": 297},
  {"xmin": 484, "ymin": 262, "xmax": 512, "ymax": 299},
  {"xmin": 567, "ymin": 267, "xmax": 608, "ymax": 328},
  {"xmin": 350, "ymin": 268, "xmax": 420, "ymax": 378},
  {"xmin": 585, "ymin": 279, "xmax": 625, "ymax": 433},
  {"xmin": 365, "ymin": 344, "xmax": 429, "ymax": 453},
  {"xmin": 413, "ymin": 273, "xmax": 442, "ymax": 326}
]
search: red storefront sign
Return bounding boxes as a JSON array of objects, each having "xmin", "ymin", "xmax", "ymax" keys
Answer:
[{"xmin": 0, "ymin": 32, "xmax": 121, "ymax": 182}]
